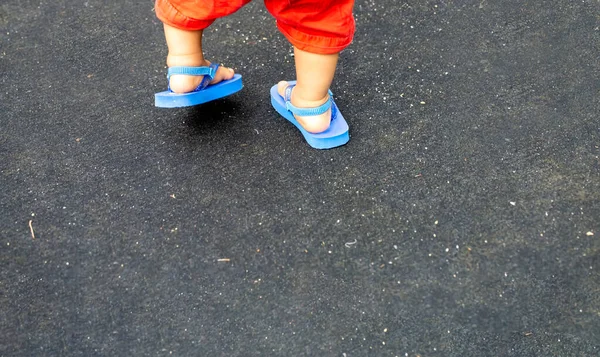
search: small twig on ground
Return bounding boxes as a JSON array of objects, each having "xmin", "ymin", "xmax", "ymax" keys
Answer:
[
  {"xmin": 345, "ymin": 239, "xmax": 357, "ymax": 248},
  {"xmin": 28, "ymin": 220, "xmax": 35, "ymax": 240}
]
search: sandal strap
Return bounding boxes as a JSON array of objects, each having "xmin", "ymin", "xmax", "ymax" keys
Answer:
[
  {"xmin": 167, "ymin": 63, "xmax": 220, "ymax": 91},
  {"xmin": 167, "ymin": 64, "xmax": 218, "ymax": 79},
  {"xmin": 284, "ymin": 85, "xmax": 334, "ymax": 116}
]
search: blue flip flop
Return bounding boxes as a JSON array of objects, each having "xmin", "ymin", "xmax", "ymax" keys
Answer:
[
  {"xmin": 155, "ymin": 64, "xmax": 243, "ymax": 108},
  {"xmin": 270, "ymin": 81, "xmax": 349, "ymax": 149}
]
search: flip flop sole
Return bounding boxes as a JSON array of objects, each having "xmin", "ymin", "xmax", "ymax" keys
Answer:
[
  {"xmin": 270, "ymin": 82, "xmax": 349, "ymax": 149},
  {"xmin": 155, "ymin": 74, "xmax": 243, "ymax": 108}
]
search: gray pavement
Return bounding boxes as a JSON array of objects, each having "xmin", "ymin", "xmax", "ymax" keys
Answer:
[{"xmin": 1, "ymin": 0, "xmax": 599, "ymax": 355}]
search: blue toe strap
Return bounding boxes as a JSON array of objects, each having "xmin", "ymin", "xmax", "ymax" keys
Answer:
[
  {"xmin": 284, "ymin": 85, "xmax": 334, "ymax": 116},
  {"xmin": 167, "ymin": 64, "xmax": 219, "ymax": 91}
]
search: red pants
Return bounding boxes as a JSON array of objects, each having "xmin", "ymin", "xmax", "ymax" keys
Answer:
[{"xmin": 155, "ymin": 0, "xmax": 355, "ymax": 54}]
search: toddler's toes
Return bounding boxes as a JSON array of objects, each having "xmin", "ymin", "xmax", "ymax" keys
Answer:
[
  {"xmin": 277, "ymin": 81, "xmax": 290, "ymax": 97},
  {"xmin": 209, "ymin": 66, "xmax": 235, "ymax": 85}
]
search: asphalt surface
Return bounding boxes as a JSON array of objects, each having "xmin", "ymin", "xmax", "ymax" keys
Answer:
[{"xmin": 1, "ymin": 0, "xmax": 599, "ymax": 356}]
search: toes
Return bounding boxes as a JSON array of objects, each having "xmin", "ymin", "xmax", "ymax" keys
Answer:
[
  {"xmin": 277, "ymin": 81, "xmax": 290, "ymax": 97},
  {"xmin": 209, "ymin": 66, "xmax": 235, "ymax": 84}
]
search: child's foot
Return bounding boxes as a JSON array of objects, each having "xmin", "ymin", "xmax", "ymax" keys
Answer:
[
  {"xmin": 167, "ymin": 57, "xmax": 235, "ymax": 94},
  {"xmin": 276, "ymin": 81, "xmax": 332, "ymax": 134}
]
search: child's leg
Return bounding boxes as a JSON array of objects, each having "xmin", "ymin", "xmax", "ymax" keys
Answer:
[
  {"xmin": 266, "ymin": 0, "xmax": 355, "ymax": 133},
  {"xmin": 155, "ymin": 0, "xmax": 250, "ymax": 93},
  {"xmin": 163, "ymin": 24, "xmax": 234, "ymax": 93},
  {"xmin": 276, "ymin": 48, "xmax": 338, "ymax": 133}
]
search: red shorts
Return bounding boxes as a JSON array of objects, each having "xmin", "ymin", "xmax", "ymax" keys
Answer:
[{"xmin": 155, "ymin": 0, "xmax": 355, "ymax": 54}]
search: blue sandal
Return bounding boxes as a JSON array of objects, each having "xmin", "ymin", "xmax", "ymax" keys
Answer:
[
  {"xmin": 270, "ymin": 81, "xmax": 349, "ymax": 149},
  {"xmin": 155, "ymin": 64, "xmax": 243, "ymax": 108}
]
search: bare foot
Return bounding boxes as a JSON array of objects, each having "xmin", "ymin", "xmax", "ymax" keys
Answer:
[
  {"xmin": 277, "ymin": 81, "xmax": 332, "ymax": 134},
  {"xmin": 167, "ymin": 56, "xmax": 235, "ymax": 94}
]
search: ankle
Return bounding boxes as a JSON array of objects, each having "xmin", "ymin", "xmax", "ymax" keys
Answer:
[
  {"xmin": 290, "ymin": 87, "xmax": 330, "ymax": 108},
  {"xmin": 166, "ymin": 53, "xmax": 207, "ymax": 68}
]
